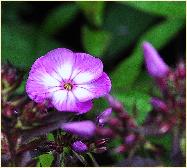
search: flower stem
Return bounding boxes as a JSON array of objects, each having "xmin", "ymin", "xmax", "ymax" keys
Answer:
[{"xmin": 88, "ymin": 152, "xmax": 99, "ymax": 167}]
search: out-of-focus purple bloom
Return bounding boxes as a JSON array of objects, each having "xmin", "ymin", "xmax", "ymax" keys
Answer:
[
  {"xmin": 97, "ymin": 108, "xmax": 112, "ymax": 126},
  {"xmin": 26, "ymin": 48, "xmax": 111, "ymax": 113},
  {"xmin": 151, "ymin": 98, "xmax": 169, "ymax": 113},
  {"xmin": 61, "ymin": 121, "xmax": 96, "ymax": 138},
  {"xmin": 142, "ymin": 42, "xmax": 169, "ymax": 78},
  {"xmin": 175, "ymin": 61, "xmax": 186, "ymax": 79},
  {"xmin": 105, "ymin": 94, "xmax": 124, "ymax": 112},
  {"xmin": 124, "ymin": 134, "xmax": 136, "ymax": 145},
  {"xmin": 72, "ymin": 141, "xmax": 88, "ymax": 153}
]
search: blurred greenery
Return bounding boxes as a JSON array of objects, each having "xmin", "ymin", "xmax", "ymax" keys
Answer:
[
  {"xmin": 2, "ymin": 1, "xmax": 185, "ymax": 166},
  {"xmin": 42, "ymin": 3, "xmax": 79, "ymax": 35},
  {"xmin": 38, "ymin": 153, "xmax": 54, "ymax": 167},
  {"xmin": 77, "ymin": 1, "xmax": 105, "ymax": 27},
  {"xmin": 82, "ymin": 26, "xmax": 111, "ymax": 57},
  {"xmin": 112, "ymin": 90, "xmax": 152, "ymax": 125},
  {"xmin": 123, "ymin": 1, "xmax": 185, "ymax": 18}
]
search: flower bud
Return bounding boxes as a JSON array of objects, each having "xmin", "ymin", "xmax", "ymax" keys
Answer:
[
  {"xmin": 61, "ymin": 121, "xmax": 96, "ymax": 138},
  {"xmin": 2, "ymin": 103, "xmax": 17, "ymax": 118},
  {"xmin": 150, "ymin": 98, "xmax": 169, "ymax": 113},
  {"xmin": 93, "ymin": 146, "xmax": 107, "ymax": 153},
  {"xmin": 114, "ymin": 144, "xmax": 127, "ymax": 153},
  {"xmin": 105, "ymin": 94, "xmax": 124, "ymax": 112},
  {"xmin": 159, "ymin": 122, "xmax": 172, "ymax": 134},
  {"xmin": 175, "ymin": 61, "xmax": 185, "ymax": 79},
  {"xmin": 1, "ymin": 63, "xmax": 23, "ymax": 94},
  {"xmin": 95, "ymin": 138, "xmax": 108, "ymax": 148},
  {"xmin": 96, "ymin": 127, "xmax": 114, "ymax": 138},
  {"xmin": 142, "ymin": 42, "xmax": 169, "ymax": 78},
  {"xmin": 97, "ymin": 108, "xmax": 112, "ymax": 126},
  {"xmin": 108, "ymin": 118, "xmax": 121, "ymax": 127},
  {"xmin": 124, "ymin": 134, "xmax": 136, "ymax": 145},
  {"xmin": 72, "ymin": 141, "xmax": 88, "ymax": 153}
]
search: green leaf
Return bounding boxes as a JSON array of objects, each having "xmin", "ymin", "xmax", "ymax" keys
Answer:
[
  {"xmin": 82, "ymin": 26, "xmax": 111, "ymax": 57},
  {"xmin": 112, "ymin": 90, "xmax": 152, "ymax": 125},
  {"xmin": 47, "ymin": 133, "xmax": 55, "ymax": 141},
  {"xmin": 111, "ymin": 18, "xmax": 185, "ymax": 89},
  {"xmin": 147, "ymin": 134, "xmax": 172, "ymax": 150},
  {"xmin": 2, "ymin": 24, "xmax": 37, "ymax": 68},
  {"xmin": 86, "ymin": 97, "xmax": 109, "ymax": 119},
  {"xmin": 103, "ymin": 3, "xmax": 156, "ymax": 58},
  {"xmin": 133, "ymin": 71, "xmax": 154, "ymax": 93},
  {"xmin": 16, "ymin": 75, "xmax": 27, "ymax": 94},
  {"xmin": 124, "ymin": 1, "xmax": 185, "ymax": 19},
  {"xmin": 35, "ymin": 34, "xmax": 62, "ymax": 56},
  {"xmin": 38, "ymin": 153, "xmax": 54, "ymax": 167},
  {"xmin": 42, "ymin": 3, "xmax": 78, "ymax": 35},
  {"xmin": 77, "ymin": 1, "xmax": 105, "ymax": 27}
]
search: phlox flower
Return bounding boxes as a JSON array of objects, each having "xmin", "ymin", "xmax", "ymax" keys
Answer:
[{"xmin": 26, "ymin": 48, "xmax": 111, "ymax": 113}]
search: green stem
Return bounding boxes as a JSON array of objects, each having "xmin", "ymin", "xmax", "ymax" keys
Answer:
[{"xmin": 88, "ymin": 152, "xmax": 99, "ymax": 167}]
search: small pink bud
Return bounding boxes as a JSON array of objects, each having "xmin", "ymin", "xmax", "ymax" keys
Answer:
[
  {"xmin": 114, "ymin": 144, "xmax": 127, "ymax": 153},
  {"xmin": 159, "ymin": 123, "xmax": 171, "ymax": 134},
  {"xmin": 142, "ymin": 42, "xmax": 169, "ymax": 78}
]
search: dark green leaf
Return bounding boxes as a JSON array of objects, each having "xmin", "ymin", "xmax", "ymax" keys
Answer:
[
  {"xmin": 103, "ymin": 3, "xmax": 156, "ymax": 58},
  {"xmin": 2, "ymin": 24, "xmax": 37, "ymax": 68},
  {"xmin": 35, "ymin": 34, "xmax": 62, "ymax": 56},
  {"xmin": 82, "ymin": 26, "xmax": 111, "ymax": 57},
  {"xmin": 77, "ymin": 1, "xmax": 105, "ymax": 27},
  {"xmin": 147, "ymin": 134, "xmax": 172, "ymax": 150},
  {"xmin": 124, "ymin": 1, "xmax": 185, "ymax": 19},
  {"xmin": 42, "ymin": 3, "xmax": 78, "ymax": 35}
]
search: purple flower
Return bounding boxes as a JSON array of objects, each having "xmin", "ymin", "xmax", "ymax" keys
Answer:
[
  {"xmin": 72, "ymin": 141, "xmax": 88, "ymax": 153},
  {"xmin": 61, "ymin": 121, "xmax": 96, "ymax": 138},
  {"xmin": 142, "ymin": 42, "xmax": 169, "ymax": 78},
  {"xmin": 97, "ymin": 108, "xmax": 112, "ymax": 126},
  {"xmin": 26, "ymin": 48, "xmax": 111, "ymax": 113}
]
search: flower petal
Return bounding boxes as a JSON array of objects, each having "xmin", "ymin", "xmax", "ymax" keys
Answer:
[
  {"xmin": 52, "ymin": 90, "xmax": 93, "ymax": 113},
  {"xmin": 61, "ymin": 121, "xmax": 96, "ymax": 138},
  {"xmin": 26, "ymin": 48, "xmax": 75, "ymax": 103},
  {"xmin": 71, "ymin": 53, "xmax": 103, "ymax": 84},
  {"xmin": 26, "ymin": 70, "xmax": 61, "ymax": 103},
  {"xmin": 73, "ymin": 72, "xmax": 111, "ymax": 102},
  {"xmin": 43, "ymin": 48, "xmax": 76, "ymax": 80}
]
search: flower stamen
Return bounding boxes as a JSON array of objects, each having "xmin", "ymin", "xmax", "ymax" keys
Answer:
[{"xmin": 64, "ymin": 83, "xmax": 73, "ymax": 91}]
